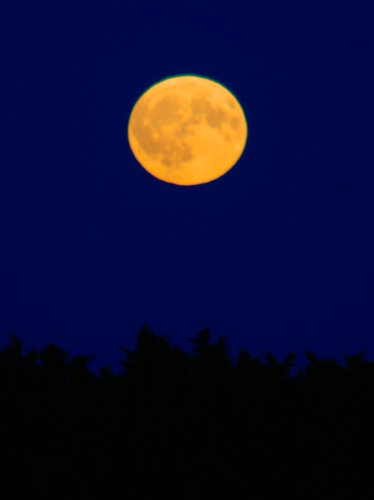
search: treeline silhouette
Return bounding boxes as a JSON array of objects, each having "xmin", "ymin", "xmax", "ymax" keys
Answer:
[{"xmin": 1, "ymin": 326, "xmax": 374, "ymax": 499}]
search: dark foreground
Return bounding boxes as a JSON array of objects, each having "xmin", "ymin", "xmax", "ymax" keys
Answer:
[{"xmin": 1, "ymin": 327, "xmax": 373, "ymax": 499}]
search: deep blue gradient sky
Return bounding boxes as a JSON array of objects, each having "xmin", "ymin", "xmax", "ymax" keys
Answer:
[{"xmin": 2, "ymin": 1, "xmax": 373, "ymax": 368}]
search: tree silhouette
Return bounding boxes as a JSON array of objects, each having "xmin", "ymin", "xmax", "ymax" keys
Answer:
[{"xmin": 0, "ymin": 329, "xmax": 373, "ymax": 499}]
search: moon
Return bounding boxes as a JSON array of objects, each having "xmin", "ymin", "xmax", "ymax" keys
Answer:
[{"xmin": 127, "ymin": 75, "xmax": 248, "ymax": 186}]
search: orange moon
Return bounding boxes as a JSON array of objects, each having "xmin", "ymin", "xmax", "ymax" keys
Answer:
[{"xmin": 127, "ymin": 75, "xmax": 248, "ymax": 186}]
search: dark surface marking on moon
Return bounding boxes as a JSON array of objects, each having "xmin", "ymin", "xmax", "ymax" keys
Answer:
[
  {"xmin": 151, "ymin": 93, "xmax": 183, "ymax": 125},
  {"xmin": 130, "ymin": 95, "xmax": 194, "ymax": 169},
  {"xmin": 230, "ymin": 116, "xmax": 240, "ymax": 130},
  {"xmin": 191, "ymin": 98, "xmax": 228, "ymax": 130},
  {"xmin": 226, "ymin": 97, "xmax": 236, "ymax": 109}
]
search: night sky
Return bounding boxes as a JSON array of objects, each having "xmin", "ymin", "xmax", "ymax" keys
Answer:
[{"xmin": 2, "ymin": 1, "xmax": 373, "ymax": 369}]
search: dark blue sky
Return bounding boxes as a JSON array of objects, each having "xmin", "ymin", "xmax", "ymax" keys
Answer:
[{"xmin": 2, "ymin": 1, "xmax": 373, "ymax": 368}]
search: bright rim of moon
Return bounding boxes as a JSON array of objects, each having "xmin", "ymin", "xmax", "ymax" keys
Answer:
[{"xmin": 127, "ymin": 75, "xmax": 248, "ymax": 186}]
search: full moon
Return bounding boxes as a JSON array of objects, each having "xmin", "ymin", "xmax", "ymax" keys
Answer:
[{"xmin": 127, "ymin": 75, "xmax": 248, "ymax": 185}]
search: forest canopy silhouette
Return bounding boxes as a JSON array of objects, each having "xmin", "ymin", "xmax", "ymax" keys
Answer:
[{"xmin": 1, "ymin": 326, "xmax": 374, "ymax": 499}]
